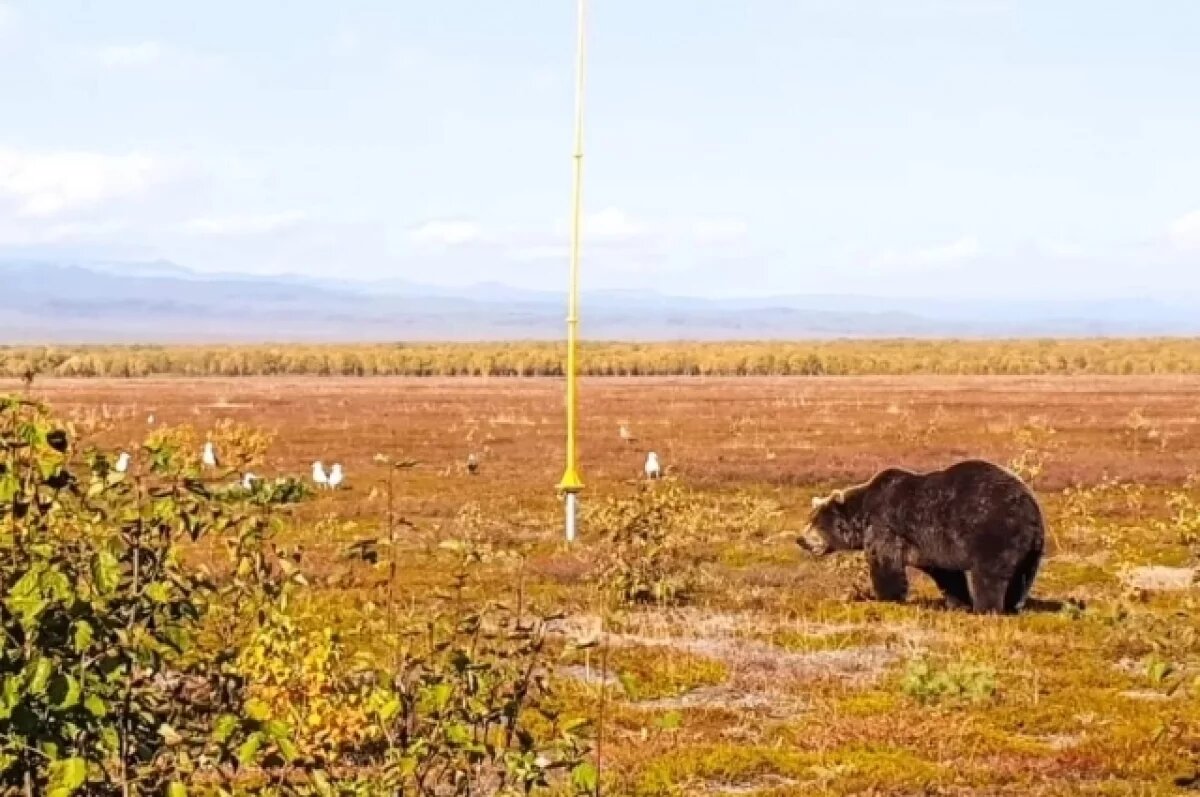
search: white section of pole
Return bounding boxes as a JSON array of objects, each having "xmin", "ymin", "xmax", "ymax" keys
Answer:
[{"xmin": 565, "ymin": 491, "xmax": 578, "ymax": 543}]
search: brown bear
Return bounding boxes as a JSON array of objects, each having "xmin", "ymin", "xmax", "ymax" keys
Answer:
[{"xmin": 799, "ymin": 459, "xmax": 1044, "ymax": 614}]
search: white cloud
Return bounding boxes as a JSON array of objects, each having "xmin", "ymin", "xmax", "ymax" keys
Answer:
[
  {"xmin": 872, "ymin": 236, "xmax": 981, "ymax": 269},
  {"xmin": 0, "ymin": 218, "xmax": 131, "ymax": 246},
  {"xmin": 0, "ymin": 147, "xmax": 163, "ymax": 217},
  {"xmin": 408, "ymin": 219, "xmax": 482, "ymax": 246},
  {"xmin": 97, "ymin": 41, "xmax": 166, "ymax": 68},
  {"xmin": 1169, "ymin": 210, "xmax": 1200, "ymax": 252},
  {"xmin": 585, "ymin": 208, "xmax": 645, "ymax": 241},
  {"xmin": 184, "ymin": 211, "xmax": 307, "ymax": 237}
]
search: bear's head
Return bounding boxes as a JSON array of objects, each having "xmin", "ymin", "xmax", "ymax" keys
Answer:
[{"xmin": 798, "ymin": 488, "xmax": 866, "ymax": 556}]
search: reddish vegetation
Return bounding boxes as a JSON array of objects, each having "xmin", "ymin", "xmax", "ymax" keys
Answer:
[
  {"xmin": 16, "ymin": 374, "xmax": 1200, "ymax": 794},
  {"xmin": 29, "ymin": 374, "xmax": 1200, "ymax": 495}
]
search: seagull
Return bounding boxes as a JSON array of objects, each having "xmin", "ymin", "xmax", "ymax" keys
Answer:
[
  {"xmin": 241, "ymin": 472, "xmax": 257, "ymax": 490},
  {"xmin": 467, "ymin": 453, "xmax": 479, "ymax": 475},
  {"xmin": 312, "ymin": 461, "xmax": 329, "ymax": 489},
  {"xmin": 147, "ymin": 414, "xmax": 156, "ymax": 426},
  {"xmin": 619, "ymin": 424, "xmax": 636, "ymax": 444},
  {"xmin": 328, "ymin": 463, "xmax": 344, "ymax": 490},
  {"xmin": 644, "ymin": 451, "xmax": 662, "ymax": 480},
  {"xmin": 115, "ymin": 451, "xmax": 130, "ymax": 474},
  {"xmin": 202, "ymin": 442, "xmax": 218, "ymax": 469}
]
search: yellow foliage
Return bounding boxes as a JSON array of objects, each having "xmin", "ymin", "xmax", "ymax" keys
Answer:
[{"xmin": 6, "ymin": 338, "xmax": 1200, "ymax": 378}]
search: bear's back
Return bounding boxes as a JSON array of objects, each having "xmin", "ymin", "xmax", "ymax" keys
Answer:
[{"xmin": 856, "ymin": 459, "xmax": 1037, "ymax": 521}]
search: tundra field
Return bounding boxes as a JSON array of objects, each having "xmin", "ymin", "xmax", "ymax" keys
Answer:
[{"xmin": 12, "ymin": 372, "xmax": 1200, "ymax": 795}]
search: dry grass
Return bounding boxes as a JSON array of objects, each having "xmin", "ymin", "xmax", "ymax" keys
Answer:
[{"xmin": 14, "ymin": 373, "xmax": 1200, "ymax": 796}]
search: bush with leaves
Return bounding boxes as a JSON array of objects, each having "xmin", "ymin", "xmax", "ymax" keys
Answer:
[
  {"xmin": 583, "ymin": 480, "xmax": 712, "ymax": 606},
  {"xmin": 0, "ymin": 396, "xmax": 595, "ymax": 795},
  {"xmin": 230, "ymin": 537, "xmax": 596, "ymax": 796},
  {"xmin": 0, "ymin": 396, "xmax": 302, "ymax": 795}
]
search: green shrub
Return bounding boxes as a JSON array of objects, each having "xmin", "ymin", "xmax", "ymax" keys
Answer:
[{"xmin": 901, "ymin": 657, "xmax": 999, "ymax": 706}]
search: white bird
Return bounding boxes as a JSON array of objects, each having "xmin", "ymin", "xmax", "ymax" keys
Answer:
[
  {"xmin": 644, "ymin": 452, "xmax": 662, "ymax": 480},
  {"xmin": 202, "ymin": 441, "xmax": 218, "ymax": 469},
  {"xmin": 467, "ymin": 453, "xmax": 479, "ymax": 475},
  {"xmin": 312, "ymin": 461, "xmax": 329, "ymax": 489},
  {"xmin": 147, "ymin": 414, "xmax": 155, "ymax": 426},
  {"xmin": 241, "ymin": 472, "xmax": 257, "ymax": 490},
  {"xmin": 328, "ymin": 463, "xmax": 344, "ymax": 490},
  {"xmin": 115, "ymin": 451, "xmax": 130, "ymax": 474}
]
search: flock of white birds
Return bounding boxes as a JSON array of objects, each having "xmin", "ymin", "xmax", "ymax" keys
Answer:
[
  {"xmin": 111, "ymin": 440, "xmax": 348, "ymax": 492},
  {"xmin": 110, "ymin": 422, "xmax": 665, "ymax": 489}
]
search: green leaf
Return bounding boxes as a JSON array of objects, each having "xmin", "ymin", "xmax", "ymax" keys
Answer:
[
  {"xmin": 6, "ymin": 568, "xmax": 47, "ymax": 628},
  {"xmin": 212, "ymin": 713, "xmax": 239, "ymax": 744},
  {"xmin": 377, "ymin": 696, "xmax": 401, "ymax": 722},
  {"xmin": 244, "ymin": 698, "xmax": 271, "ymax": 722},
  {"xmin": 0, "ymin": 469, "xmax": 17, "ymax": 503},
  {"xmin": 167, "ymin": 783, "xmax": 188, "ymax": 797},
  {"xmin": 429, "ymin": 682, "xmax": 454, "ymax": 712},
  {"xmin": 571, "ymin": 761, "xmax": 599, "ymax": 793},
  {"xmin": 72, "ymin": 621, "xmax": 94, "ymax": 654},
  {"xmin": 28, "ymin": 657, "xmax": 53, "ymax": 696},
  {"xmin": 308, "ymin": 771, "xmax": 334, "ymax": 796},
  {"xmin": 36, "ymin": 455, "xmax": 59, "ymax": 483},
  {"xmin": 99, "ymin": 726, "xmax": 120, "ymax": 754},
  {"xmin": 92, "ymin": 551, "xmax": 121, "ymax": 596},
  {"xmin": 48, "ymin": 673, "xmax": 81, "ymax": 710},
  {"xmin": 236, "ymin": 732, "xmax": 263, "ymax": 765},
  {"xmin": 144, "ymin": 581, "xmax": 171, "ymax": 603},
  {"xmin": 47, "ymin": 757, "xmax": 87, "ymax": 795},
  {"xmin": 445, "ymin": 721, "xmax": 472, "ymax": 746},
  {"xmin": 275, "ymin": 736, "xmax": 299, "ymax": 763},
  {"xmin": 264, "ymin": 719, "xmax": 290, "ymax": 740},
  {"xmin": 83, "ymin": 695, "xmax": 107, "ymax": 718}
]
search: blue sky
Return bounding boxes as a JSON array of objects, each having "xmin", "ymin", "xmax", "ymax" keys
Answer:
[{"xmin": 1, "ymin": 0, "xmax": 1198, "ymax": 300}]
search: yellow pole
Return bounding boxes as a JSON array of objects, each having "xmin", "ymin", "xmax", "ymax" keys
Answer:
[{"xmin": 558, "ymin": 0, "xmax": 587, "ymax": 541}]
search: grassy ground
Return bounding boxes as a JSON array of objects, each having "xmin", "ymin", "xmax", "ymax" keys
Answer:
[{"xmin": 17, "ymin": 374, "xmax": 1200, "ymax": 795}]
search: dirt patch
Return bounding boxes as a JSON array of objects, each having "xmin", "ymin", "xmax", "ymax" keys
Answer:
[
  {"xmin": 633, "ymin": 685, "xmax": 796, "ymax": 715},
  {"xmin": 552, "ymin": 610, "xmax": 910, "ymax": 703},
  {"xmin": 1120, "ymin": 566, "xmax": 1196, "ymax": 591}
]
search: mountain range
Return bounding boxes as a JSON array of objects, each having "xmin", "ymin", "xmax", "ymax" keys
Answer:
[{"xmin": 1, "ymin": 259, "xmax": 1197, "ymax": 343}]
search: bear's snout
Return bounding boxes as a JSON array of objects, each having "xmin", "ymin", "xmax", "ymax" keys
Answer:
[{"xmin": 797, "ymin": 525, "xmax": 830, "ymax": 557}]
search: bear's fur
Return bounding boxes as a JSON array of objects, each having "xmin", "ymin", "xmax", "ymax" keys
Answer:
[{"xmin": 800, "ymin": 459, "xmax": 1045, "ymax": 614}]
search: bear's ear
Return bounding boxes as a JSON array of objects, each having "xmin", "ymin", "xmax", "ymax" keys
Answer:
[
  {"xmin": 833, "ymin": 489, "xmax": 845, "ymax": 504},
  {"xmin": 810, "ymin": 495, "xmax": 825, "ymax": 510}
]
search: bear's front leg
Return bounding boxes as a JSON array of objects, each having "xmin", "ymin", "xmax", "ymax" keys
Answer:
[{"xmin": 867, "ymin": 546, "xmax": 909, "ymax": 603}]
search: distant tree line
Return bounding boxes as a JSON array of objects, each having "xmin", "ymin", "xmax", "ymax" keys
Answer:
[{"xmin": 3, "ymin": 339, "xmax": 1200, "ymax": 379}]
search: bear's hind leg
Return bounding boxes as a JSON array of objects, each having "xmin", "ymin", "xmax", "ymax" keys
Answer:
[
  {"xmin": 869, "ymin": 556, "xmax": 909, "ymax": 603},
  {"xmin": 968, "ymin": 570, "xmax": 1010, "ymax": 615},
  {"xmin": 920, "ymin": 567, "xmax": 972, "ymax": 610},
  {"xmin": 1003, "ymin": 547, "xmax": 1042, "ymax": 613}
]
